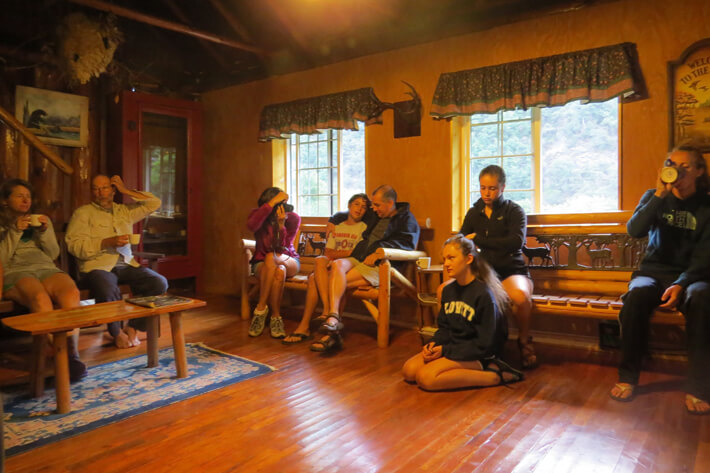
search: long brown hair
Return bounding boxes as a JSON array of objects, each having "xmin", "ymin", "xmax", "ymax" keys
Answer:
[
  {"xmin": 444, "ymin": 234, "xmax": 510, "ymax": 312},
  {"xmin": 257, "ymin": 186, "xmax": 290, "ymax": 253},
  {"xmin": 0, "ymin": 178, "xmax": 35, "ymax": 228}
]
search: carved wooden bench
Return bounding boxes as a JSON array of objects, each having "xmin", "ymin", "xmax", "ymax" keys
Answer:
[
  {"xmin": 240, "ymin": 216, "xmax": 428, "ymax": 347},
  {"xmin": 526, "ymin": 211, "xmax": 683, "ymax": 325}
]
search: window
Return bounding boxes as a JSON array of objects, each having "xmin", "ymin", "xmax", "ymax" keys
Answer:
[
  {"xmin": 287, "ymin": 125, "xmax": 366, "ymax": 217},
  {"xmin": 144, "ymin": 145, "xmax": 177, "ymax": 215},
  {"xmin": 464, "ymin": 98, "xmax": 619, "ymax": 215}
]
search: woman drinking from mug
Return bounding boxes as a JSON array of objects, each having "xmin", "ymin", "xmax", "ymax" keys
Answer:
[
  {"xmin": 0, "ymin": 178, "xmax": 87, "ymax": 381},
  {"xmin": 247, "ymin": 187, "xmax": 301, "ymax": 339},
  {"xmin": 402, "ymin": 234, "xmax": 522, "ymax": 390},
  {"xmin": 459, "ymin": 165, "xmax": 536, "ymax": 369}
]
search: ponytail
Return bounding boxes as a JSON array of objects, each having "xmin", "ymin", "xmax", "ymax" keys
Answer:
[{"xmin": 444, "ymin": 234, "xmax": 510, "ymax": 312}]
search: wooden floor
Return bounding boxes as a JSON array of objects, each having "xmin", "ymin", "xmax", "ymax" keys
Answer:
[{"xmin": 2, "ymin": 295, "xmax": 709, "ymax": 473}]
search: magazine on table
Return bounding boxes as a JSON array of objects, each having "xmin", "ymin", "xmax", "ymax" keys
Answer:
[{"xmin": 126, "ymin": 295, "xmax": 193, "ymax": 308}]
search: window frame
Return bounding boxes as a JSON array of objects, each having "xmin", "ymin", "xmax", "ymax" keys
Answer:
[
  {"xmin": 285, "ymin": 126, "xmax": 365, "ymax": 217},
  {"xmin": 454, "ymin": 100, "xmax": 622, "ymax": 226}
]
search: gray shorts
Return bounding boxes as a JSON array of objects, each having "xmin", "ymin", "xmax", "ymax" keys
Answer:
[{"xmin": 3, "ymin": 268, "xmax": 64, "ymax": 291}]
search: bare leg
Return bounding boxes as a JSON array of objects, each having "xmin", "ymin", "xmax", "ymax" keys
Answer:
[
  {"xmin": 313, "ymin": 256, "xmax": 331, "ymax": 315},
  {"xmin": 255, "ymin": 253, "xmax": 278, "ymax": 311},
  {"xmin": 269, "ymin": 265, "xmax": 287, "ymax": 318},
  {"xmin": 5, "ymin": 277, "xmax": 54, "ymax": 312},
  {"xmin": 402, "ymin": 352, "xmax": 427, "ymax": 382},
  {"xmin": 284, "ymin": 273, "xmax": 317, "ymax": 342},
  {"xmin": 269, "ymin": 255, "xmax": 300, "ymax": 318},
  {"xmin": 323, "ymin": 266, "xmax": 369, "ymax": 330},
  {"xmin": 327, "ymin": 258, "xmax": 359, "ymax": 316},
  {"xmin": 503, "ymin": 275, "xmax": 533, "ymax": 340},
  {"xmin": 502, "ymin": 275, "xmax": 536, "ymax": 368},
  {"xmin": 41, "ymin": 273, "xmax": 85, "ymax": 352},
  {"xmin": 414, "ymin": 357, "xmax": 501, "ymax": 391}
]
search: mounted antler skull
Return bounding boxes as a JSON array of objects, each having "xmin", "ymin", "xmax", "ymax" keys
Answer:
[{"xmin": 380, "ymin": 80, "xmax": 422, "ymax": 138}]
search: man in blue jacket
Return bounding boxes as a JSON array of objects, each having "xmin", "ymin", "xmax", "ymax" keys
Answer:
[
  {"xmin": 609, "ymin": 145, "xmax": 710, "ymax": 415},
  {"xmin": 310, "ymin": 185, "xmax": 420, "ymax": 351}
]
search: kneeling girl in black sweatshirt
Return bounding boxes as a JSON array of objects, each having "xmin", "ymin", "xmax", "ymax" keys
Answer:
[{"xmin": 402, "ymin": 234, "xmax": 522, "ymax": 390}]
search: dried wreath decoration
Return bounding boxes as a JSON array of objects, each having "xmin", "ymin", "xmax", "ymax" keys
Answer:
[{"xmin": 57, "ymin": 13, "xmax": 123, "ymax": 84}]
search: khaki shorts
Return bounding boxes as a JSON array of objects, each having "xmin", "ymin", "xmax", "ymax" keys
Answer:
[{"xmin": 352, "ymin": 259, "xmax": 380, "ymax": 287}]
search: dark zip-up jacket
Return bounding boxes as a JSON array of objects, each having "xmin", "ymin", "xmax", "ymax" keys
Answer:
[
  {"xmin": 330, "ymin": 202, "xmax": 420, "ymax": 271},
  {"xmin": 459, "ymin": 196, "xmax": 526, "ymax": 274},
  {"xmin": 628, "ymin": 189, "xmax": 710, "ymax": 288}
]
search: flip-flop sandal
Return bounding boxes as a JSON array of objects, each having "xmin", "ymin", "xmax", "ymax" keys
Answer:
[
  {"xmin": 310, "ymin": 334, "xmax": 342, "ymax": 352},
  {"xmin": 609, "ymin": 383, "xmax": 635, "ymax": 402},
  {"xmin": 685, "ymin": 394, "xmax": 710, "ymax": 415},
  {"xmin": 311, "ymin": 315, "xmax": 327, "ymax": 325},
  {"xmin": 319, "ymin": 313, "xmax": 344, "ymax": 333},
  {"xmin": 282, "ymin": 332, "xmax": 312, "ymax": 345},
  {"xmin": 482, "ymin": 357, "xmax": 524, "ymax": 386}
]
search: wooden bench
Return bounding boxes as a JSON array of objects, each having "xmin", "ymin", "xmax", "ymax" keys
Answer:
[
  {"xmin": 1, "ymin": 298, "xmax": 206, "ymax": 414},
  {"xmin": 240, "ymin": 216, "xmax": 428, "ymax": 347},
  {"xmin": 525, "ymin": 211, "xmax": 684, "ymax": 325}
]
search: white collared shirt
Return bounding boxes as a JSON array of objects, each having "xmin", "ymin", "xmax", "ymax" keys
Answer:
[{"xmin": 65, "ymin": 192, "xmax": 161, "ymax": 273}]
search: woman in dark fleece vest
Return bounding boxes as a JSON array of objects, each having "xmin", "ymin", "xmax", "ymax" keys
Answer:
[
  {"xmin": 458, "ymin": 164, "xmax": 536, "ymax": 369},
  {"xmin": 402, "ymin": 234, "xmax": 522, "ymax": 391}
]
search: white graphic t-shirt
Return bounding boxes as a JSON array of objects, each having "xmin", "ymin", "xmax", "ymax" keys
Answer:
[{"xmin": 326, "ymin": 221, "xmax": 367, "ymax": 252}]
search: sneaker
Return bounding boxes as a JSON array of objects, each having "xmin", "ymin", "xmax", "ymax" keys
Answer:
[
  {"xmin": 249, "ymin": 306, "xmax": 268, "ymax": 337},
  {"xmin": 270, "ymin": 316, "xmax": 286, "ymax": 339}
]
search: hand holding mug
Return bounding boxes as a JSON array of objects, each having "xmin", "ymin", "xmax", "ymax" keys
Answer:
[
  {"xmin": 655, "ymin": 168, "xmax": 673, "ymax": 198},
  {"xmin": 34, "ymin": 215, "xmax": 49, "ymax": 232},
  {"xmin": 15, "ymin": 215, "xmax": 31, "ymax": 231},
  {"xmin": 102, "ymin": 234, "xmax": 130, "ymax": 249}
]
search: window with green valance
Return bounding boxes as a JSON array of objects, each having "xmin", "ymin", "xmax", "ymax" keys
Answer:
[
  {"xmin": 430, "ymin": 42, "xmax": 647, "ymax": 118},
  {"xmin": 258, "ymin": 87, "xmax": 384, "ymax": 142}
]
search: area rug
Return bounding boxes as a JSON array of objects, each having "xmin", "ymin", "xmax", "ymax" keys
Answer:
[{"xmin": 2, "ymin": 343, "xmax": 275, "ymax": 456}]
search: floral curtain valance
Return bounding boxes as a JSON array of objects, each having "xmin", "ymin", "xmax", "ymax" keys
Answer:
[
  {"xmin": 430, "ymin": 42, "xmax": 647, "ymax": 118},
  {"xmin": 258, "ymin": 87, "xmax": 384, "ymax": 142}
]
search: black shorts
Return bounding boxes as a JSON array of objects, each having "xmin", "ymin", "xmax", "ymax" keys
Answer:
[{"xmin": 494, "ymin": 266, "xmax": 530, "ymax": 281}]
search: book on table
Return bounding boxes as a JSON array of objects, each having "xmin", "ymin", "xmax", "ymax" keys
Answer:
[{"xmin": 126, "ymin": 295, "xmax": 193, "ymax": 308}]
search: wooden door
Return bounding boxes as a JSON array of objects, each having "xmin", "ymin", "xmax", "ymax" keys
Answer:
[{"xmin": 115, "ymin": 91, "xmax": 203, "ymax": 288}]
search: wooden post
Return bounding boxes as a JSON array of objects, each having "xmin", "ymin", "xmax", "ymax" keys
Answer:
[
  {"xmin": 29, "ymin": 334, "xmax": 47, "ymax": 398},
  {"xmin": 52, "ymin": 331, "xmax": 71, "ymax": 414},
  {"xmin": 377, "ymin": 261, "xmax": 391, "ymax": 348},
  {"xmin": 146, "ymin": 315, "xmax": 161, "ymax": 368},
  {"xmin": 169, "ymin": 312, "xmax": 188, "ymax": 378}
]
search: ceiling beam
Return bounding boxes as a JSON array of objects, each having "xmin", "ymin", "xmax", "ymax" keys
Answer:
[
  {"xmin": 68, "ymin": 0, "xmax": 265, "ymax": 56},
  {"xmin": 160, "ymin": 0, "xmax": 231, "ymax": 69}
]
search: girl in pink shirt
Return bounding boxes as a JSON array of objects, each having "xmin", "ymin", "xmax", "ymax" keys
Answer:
[{"xmin": 246, "ymin": 187, "xmax": 301, "ymax": 338}]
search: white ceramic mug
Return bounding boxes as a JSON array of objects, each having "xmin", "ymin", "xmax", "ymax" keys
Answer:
[
  {"xmin": 29, "ymin": 214, "xmax": 42, "ymax": 227},
  {"xmin": 416, "ymin": 256, "xmax": 431, "ymax": 269},
  {"xmin": 130, "ymin": 234, "xmax": 141, "ymax": 245}
]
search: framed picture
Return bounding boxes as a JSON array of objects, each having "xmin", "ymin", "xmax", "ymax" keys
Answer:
[
  {"xmin": 668, "ymin": 38, "xmax": 710, "ymax": 152},
  {"xmin": 14, "ymin": 85, "xmax": 89, "ymax": 148}
]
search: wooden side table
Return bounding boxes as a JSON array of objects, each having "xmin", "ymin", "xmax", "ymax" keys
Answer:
[{"xmin": 415, "ymin": 264, "xmax": 444, "ymax": 329}]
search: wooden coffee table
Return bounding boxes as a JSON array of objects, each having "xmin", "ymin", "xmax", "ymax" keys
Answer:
[{"xmin": 1, "ymin": 298, "xmax": 206, "ymax": 414}]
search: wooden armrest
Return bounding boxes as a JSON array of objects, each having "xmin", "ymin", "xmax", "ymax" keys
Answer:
[
  {"xmin": 375, "ymin": 248, "xmax": 427, "ymax": 261},
  {"xmin": 241, "ymin": 239, "xmax": 256, "ymax": 251}
]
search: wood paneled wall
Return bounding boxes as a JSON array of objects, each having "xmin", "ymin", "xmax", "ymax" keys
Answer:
[
  {"xmin": 0, "ymin": 68, "xmax": 99, "ymax": 230},
  {"xmin": 202, "ymin": 0, "xmax": 710, "ymax": 295}
]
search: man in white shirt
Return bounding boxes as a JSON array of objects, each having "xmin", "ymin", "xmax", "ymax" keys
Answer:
[{"xmin": 66, "ymin": 175, "xmax": 168, "ymax": 348}]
